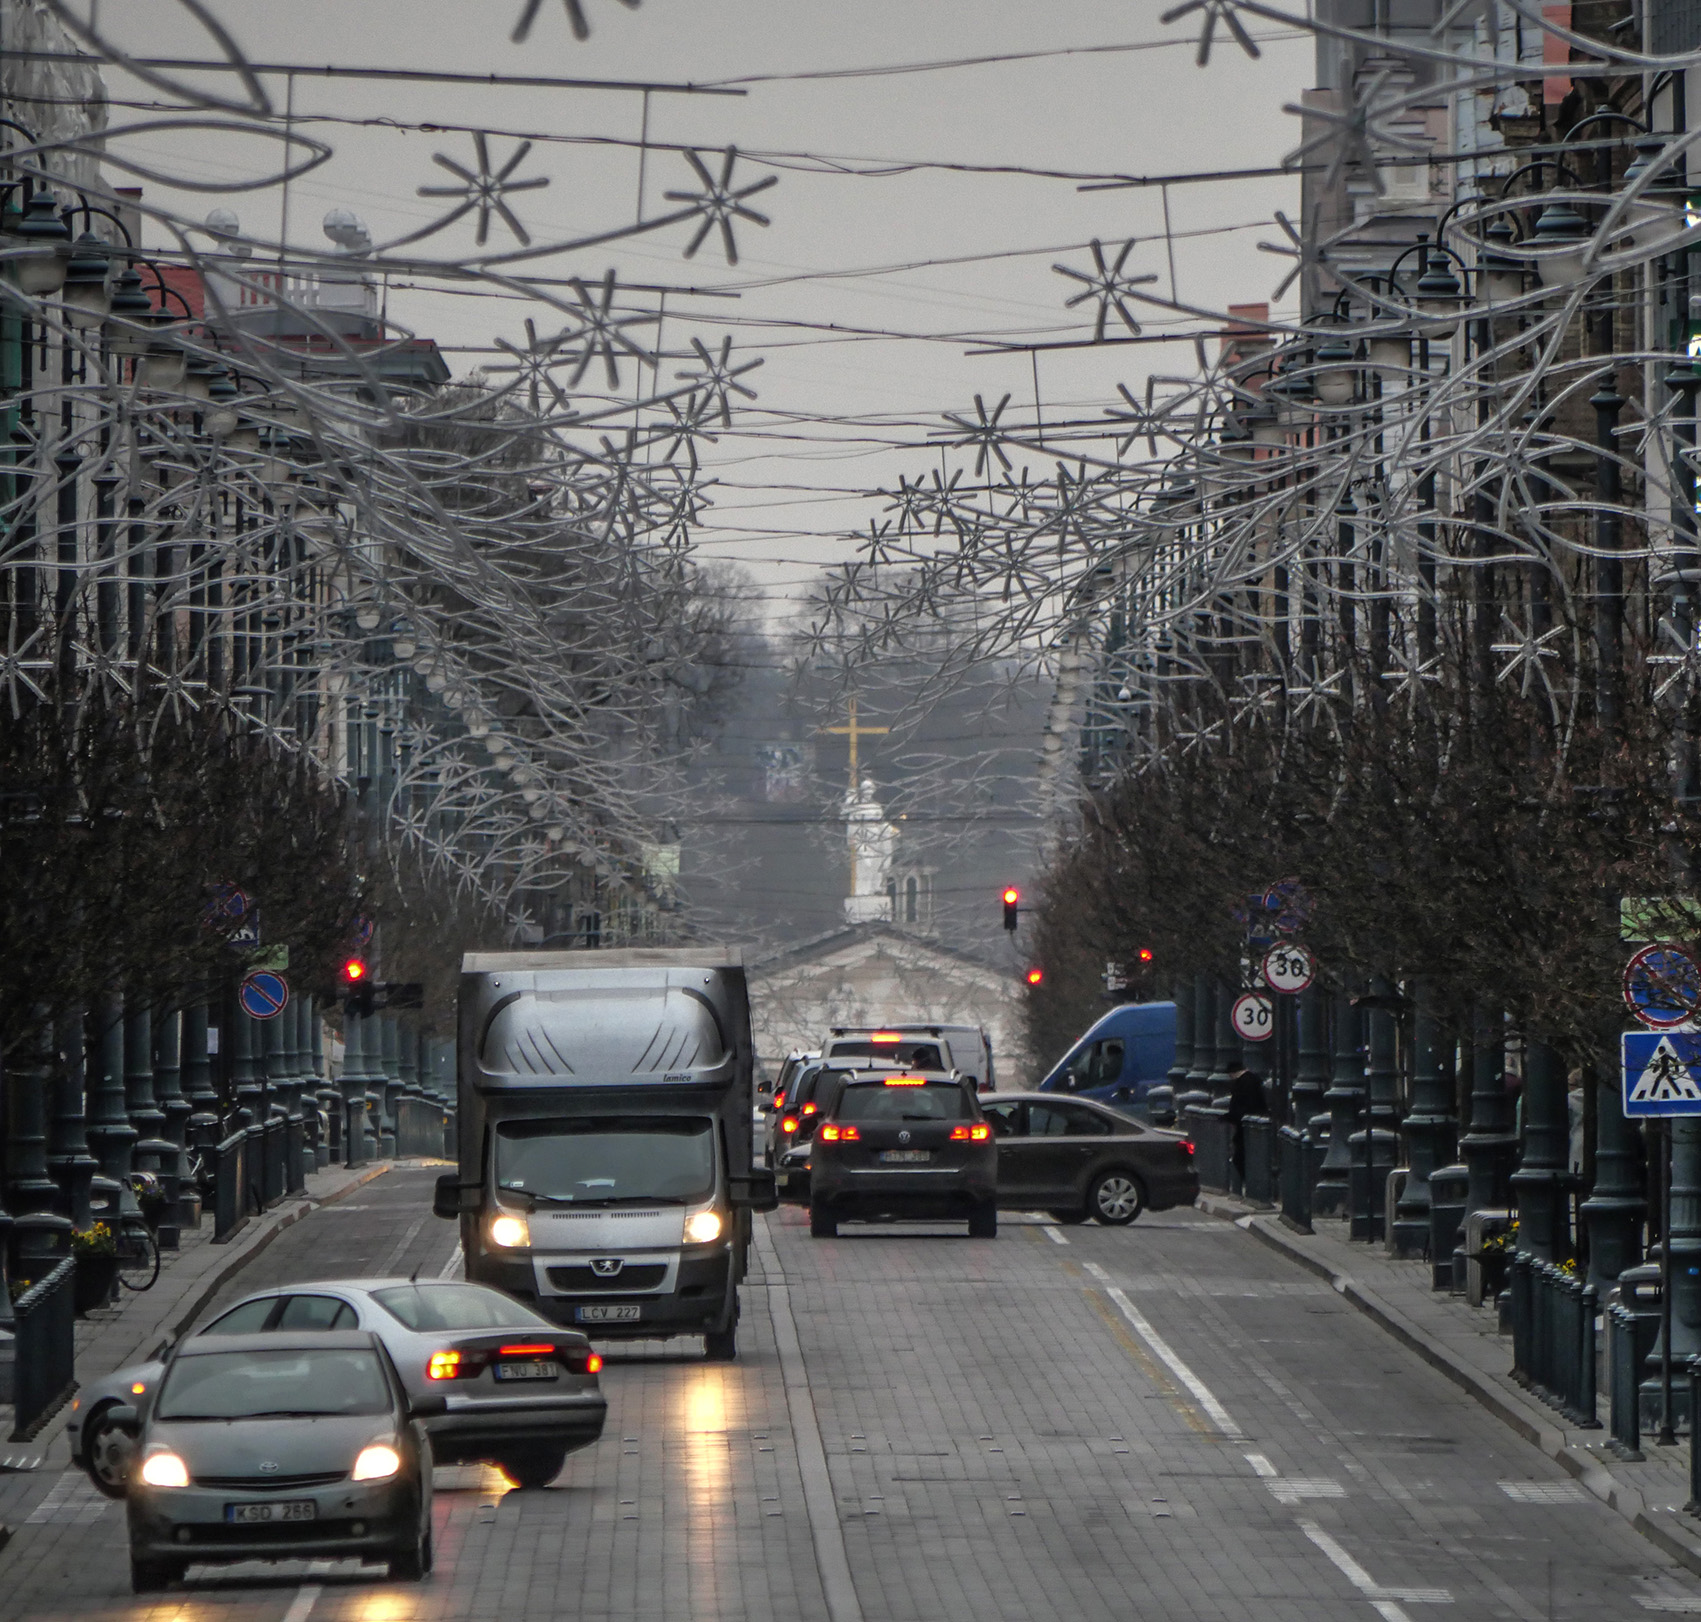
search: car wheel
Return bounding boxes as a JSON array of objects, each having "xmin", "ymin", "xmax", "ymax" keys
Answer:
[
  {"xmin": 809, "ymin": 1204, "xmax": 836, "ymax": 1238},
  {"xmin": 130, "ymin": 1557, "xmax": 178, "ymax": 1593},
  {"xmin": 85, "ymin": 1404, "xmax": 135, "ymax": 1499},
  {"xmin": 967, "ymin": 1201, "xmax": 998, "ymax": 1239},
  {"xmin": 1089, "ymin": 1169, "xmax": 1146, "ymax": 1226},
  {"xmin": 1046, "ymin": 1208, "xmax": 1088, "ymax": 1225},
  {"xmin": 497, "ymin": 1445, "xmax": 568, "ymax": 1490}
]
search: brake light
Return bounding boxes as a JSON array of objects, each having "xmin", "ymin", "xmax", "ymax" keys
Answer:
[
  {"xmin": 427, "ymin": 1351, "xmax": 462, "ymax": 1380},
  {"xmin": 586, "ymin": 1353, "xmax": 603, "ymax": 1374},
  {"xmin": 499, "ymin": 1344, "xmax": 556, "ymax": 1356},
  {"xmin": 802, "ymin": 1102, "xmax": 816, "ymax": 1115},
  {"xmin": 781, "ymin": 1117, "xmax": 799, "ymax": 1133},
  {"xmin": 950, "ymin": 1124, "xmax": 992, "ymax": 1141},
  {"xmin": 1181, "ymin": 1140, "xmax": 1195, "ymax": 1156},
  {"xmin": 882, "ymin": 1076, "xmax": 927, "ymax": 1086},
  {"xmin": 820, "ymin": 1123, "xmax": 860, "ymax": 1141},
  {"xmin": 871, "ymin": 1031, "xmax": 902, "ymax": 1043}
]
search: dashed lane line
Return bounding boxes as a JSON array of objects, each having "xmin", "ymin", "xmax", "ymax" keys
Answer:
[
  {"xmin": 1083, "ymin": 1260, "xmax": 1243, "ymax": 1439},
  {"xmin": 754, "ymin": 1217, "xmax": 863, "ymax": 1622},
  {"xmin": 438, "ymin": 1241, "xmax": 464, "ymax": 1279},
  {"xmin": 1298, "ymin": 1521, "xmax": 1455, "ymax": 1613},
  {"xmin": 377, "ymin": 1208, "xmax": 435, "ymax": 1276},
  {"xmin": 280, "ymin": 1583, "xmax": 321, "ymax": 1622},
  {"xmin": 1040, "ymin": 1225, "xmax": 1070, "ymax": 1246}
]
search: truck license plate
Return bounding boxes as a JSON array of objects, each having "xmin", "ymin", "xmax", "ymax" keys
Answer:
[
  {"xmin": 227, "ymin": 1500, "xmax": 316, "ymax": 1523},
  {"xmin": 495, "ymin": 1360, "xmax": 560, "ymax": 1380},
  {"xmin": 576, "ymin": 1304, "xmax": 641, "ymax": 1323},
  {"xmin": 879, "ymin": 1150, "xmax": 931, "ymax": 1164}
]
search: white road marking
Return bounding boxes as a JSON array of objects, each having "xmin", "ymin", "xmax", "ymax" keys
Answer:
[
  {"xmin": 1498, "ymin": 1480, "xmax": 1586, "ymax": 1503},
  {"xmin": 1085, "ymin": 1261, "xmax": 1242, "ymax": 1439},
  {"xmin": 1638, "ymin": 1599, "xmax": 1701, "ymax": 1612},
  {"xmin": 280, "ymin": 1584, "xmax": 322, "ymax": 1622},
  {"xmin": 378, "ymin": 1209, "xmax": 434, "ymax": 1275},
  {"xmin": 25, "ymin": 1472, "xmax": 111, "ymax": 1524},
  {"xmin": 1298, "ymin": 1521, "xmax": 1454, "ymax": 1614},
  {"xmin": 1040, "ymin": 1225, "xmax": 1069, "ymax": 1246},
  {"xmin": 1244, "ymin": 1452, "xmax": 1278, "ymax": 1478},
  {"xmin": 437, "ymin": 1243, "xmax": 464, "ymax": 1279},
  {"xmin": 1267, "ymin": 1478, "xmax": 1346, "ymax": 1504}
]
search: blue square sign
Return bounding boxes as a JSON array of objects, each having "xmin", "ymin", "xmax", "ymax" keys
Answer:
[{"xmin": 1623, "ymin": 1031, "xmax": 1701, "ymax": 1116}]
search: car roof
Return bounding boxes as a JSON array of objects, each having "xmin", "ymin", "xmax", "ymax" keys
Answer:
[
  {"xmin": 838, "ymin": 1068, "xmax": 961, "ymax": 1084},
  {"xmin": 181, "ymin": 1330, "xmax": 381, "ymax": 1356}
]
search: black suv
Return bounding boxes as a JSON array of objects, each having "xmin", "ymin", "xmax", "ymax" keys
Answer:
[{"xmin": 808, "ymin": 1072, "xmax": 997, "ymax": 1238}]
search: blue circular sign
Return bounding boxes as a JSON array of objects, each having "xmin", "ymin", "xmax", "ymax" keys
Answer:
[
  {"xmin": 239, "ymin": 970, "xmax": 290, "ymax": 1021},
  {"xmin": 1623, "ymin": 943, "xmax": 1701, "ymax": 1030}
]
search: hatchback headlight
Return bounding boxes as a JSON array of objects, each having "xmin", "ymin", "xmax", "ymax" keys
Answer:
[
  {"xmin": 489, "ymin": 1213, "xmax": 530, "ymax": 1248},
  {"xmin": 140, "ymin": 1451, "xmax": 189, "ymax": 1488},
  {"xmin": 683, "ymin": 1208, "xmax": 723, "ymax": 1244},
  {"xmin": 353, "ymin": 1443, "xmax": 402, "ymax": 1481}
]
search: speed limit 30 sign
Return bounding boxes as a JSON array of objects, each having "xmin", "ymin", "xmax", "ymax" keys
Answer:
[
  {"xmin": 1261, "ymin": 942, "xmax": 1316, "ymax": 995},
  {"xmin": 1232, "ymin": 992, "xmax": 1275, "ymax": 1042}
]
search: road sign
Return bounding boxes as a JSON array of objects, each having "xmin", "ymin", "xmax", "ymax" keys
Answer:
[
  {"xmin": 1623, "ymin": 1031, "xmax": 1701, "ymax": 1115},
  {"xmin": 350, "ymin": 914, "xmax": 375, "ymax": 949},
  {"xmin": 1622, "ymin": 942, "xmax": 1701, "ymax": 1029},
  {"xmin": 201, "ymin": 882, "xmax": 250, "ymax": 930},
  {"xmin": 1231, "ymin": 992, "xmax": 1275, "ymax": 1042},
  {"xmin": 1622, "ymin": 895, "xmax": 1701, "ymax": 943},
  {"xmin": 1261, "ymin": 942, "xmax": 1316, "ymax": 995},
  {"xmin": 239, "ymin": 969, "xmax": 289, "ymax": 1021}
]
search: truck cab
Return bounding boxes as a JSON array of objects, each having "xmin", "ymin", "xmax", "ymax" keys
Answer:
[
  {"xmin": 437, "ymin": 950, "xmax": 776, "ymax": 1361},
  {"xmin": 1036, "ymin": 1002, "xmax": 1176, "ymax": 1114}
]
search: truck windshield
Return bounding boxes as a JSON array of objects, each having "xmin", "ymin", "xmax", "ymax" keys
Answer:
[{"xmin": 495, "ymin": 1116, "xmax": 715, "ymax": 1204}]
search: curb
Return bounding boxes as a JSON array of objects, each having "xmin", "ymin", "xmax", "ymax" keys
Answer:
[{"xmin": 1195, "ymin": 1193, "xmax": 1701, "ymax": 1579}]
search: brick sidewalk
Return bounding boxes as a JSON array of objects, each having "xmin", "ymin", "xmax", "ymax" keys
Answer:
[
  {"xmin": 1196, "ymin": 1192, "xmax": 1701, "ymax": 1579},
  {"xmin": 0, "ymin": 1158, "xmax": 393, "ymax": 1533}
]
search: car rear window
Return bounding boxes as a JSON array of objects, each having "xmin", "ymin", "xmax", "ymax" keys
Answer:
[
  {"xmin": 372, "ymin": 1283, "xmax": 555, "ymax": 1332},
  {"xmin": 828, "ymin": 1040, "xmax": 945, "ymax": 1070},
  {"xmin": 158, "ymin": 1348, "xmax": 390, "ymax": 1420},
  {"xmin": 835, "ymin": 1081, "xmax": 971, "ymax": 1122}
]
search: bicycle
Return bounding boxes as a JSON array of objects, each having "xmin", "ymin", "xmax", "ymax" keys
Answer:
[{"xmin": 115, "ymin": 1172, "xmax": 162, "ymax": 1292}]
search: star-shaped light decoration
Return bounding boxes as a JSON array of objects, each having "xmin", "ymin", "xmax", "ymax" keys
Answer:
[
  {"xmin": 510, "ymin": 0, "xmax": 639, "ymax": 42},
  {"xmin": 675, "ymin": 334, "xmax": 764, "ymax": 427},
  {"xmin": 1649, "ymin": 613, "xmax": 1701, "ymax": 703},
  {"xmin": 488, "ymin": 317, "xmax": 578, "ymax": 419},
  {"xmin": 0, "ymin": 626, "xmax": 50, "ymax": 717},
  {"xmin": 1052, "ymin": 239, "xmax": 1158, "ymax": 342},
  {"xmin": 561, "ymin": 270, "xmax": 655, "ymax": 390},
  {"xmin": 416, "ymin": 133, "xmax": 550, "ymax": 248},
  {"xmin": 1106, "ymin": 379, "xmax": 1166, "ymax": 459},
  {"xmin": 1232, "ymin": 673, "xmax": 1284, "ymax": 728},
  {"xmin": 1490, "ymin": 614, "xmax": 1567, "ymax": 698},
  {"xmin": 662, "ymin": 147, "xmax": 779, "ymax": 267},
  {"xmin": 1285, "ymin": 666, "xmax": 1348, "ymax": 723},
  {"xmin": 1379, "ymin": 646, "xmax": 1444, "ymax": 704},
  {"xmin": 1160, "ymin": 0, "xmax": 1262, "ymax": 65},
  {"xmin": 937, "ymin": 393, "xmax": 1015, "ymax": 478},
  {"xmin": 1281, "ymin": 68, "xmax": 1428, "ymax": 198},
  {"xmin": 653, "ymin": 391, "xmax": 720, "ymax": 471}
]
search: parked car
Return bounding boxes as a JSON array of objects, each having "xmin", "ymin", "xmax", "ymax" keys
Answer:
[
  {"xmin": 1035, "ymin": 1002, "xmax": 1177, "ymax": 1114},
  {"xmin": 122, "ymin": 1330, "xmax": 437, "ymax": 1592},
  {"xmin": 71, "ymin": 1278, "xmax": 606, "ymax": 1498},
  {"xmin": 979, "ymin": 1092, "xmax": 1198, "ymax": 1224}
]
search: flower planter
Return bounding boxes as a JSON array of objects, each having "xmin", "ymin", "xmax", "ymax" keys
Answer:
[{"xmin": 73, "ymin": 1253, "xmax": 119, "ymax": 1316}]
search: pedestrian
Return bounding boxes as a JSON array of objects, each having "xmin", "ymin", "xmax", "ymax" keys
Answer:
[{"xmin": 1226, "ymin": 1064, "xmax": 1266, "ymax": 1190}]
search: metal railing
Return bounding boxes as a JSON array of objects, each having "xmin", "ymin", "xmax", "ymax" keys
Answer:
[
  {"xmin": 1610, "ymin": 1302, "xmax": 1659, "ymax": 1461},
  {"xmin": 1278, "ymin": 1125, "xmax": 1312, "ymax": 1232},
  {"xmin": 395, "ymin": 1097, "xmax": 446, "ymax": 1159},
  {"xmin": 1242, "ymin": 1117, "xmax": 1275, "ymax": 1206},
  {"xmin": 286, "ymin": 1116, "xmax": 306, "ymax": 1195},
  {"xmin": 210, "ymin": 1128, "xmax": 251, "ymax": 1243},
  {"xmin": 1510, "ymin": 1254, "xmax": 1599, "ymax": 1427},
  {"xmin": 1183, "ymin": 1106, "xmax": 1232, "ymax": 1194},
  {"xmin": 11, "ymin": 1258, "xmax": 75, "ymax": 1441}
]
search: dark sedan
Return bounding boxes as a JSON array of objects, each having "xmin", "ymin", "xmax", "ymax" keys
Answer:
[
  {"xmin": 979, "ymin": 1092, "xmax": 1198, "ymax": 1224},
  {"xmin": 123, "ymin": 1330, "xmax": 437, "ymax": 1592}
]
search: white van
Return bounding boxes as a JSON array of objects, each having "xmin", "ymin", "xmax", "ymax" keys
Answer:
[{"xmin": 822, "ymin": 1024, "xmax": 995, "ymax": 1092}]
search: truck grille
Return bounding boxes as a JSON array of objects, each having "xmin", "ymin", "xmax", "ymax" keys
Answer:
[{"xmin": 546, "ymin": 1263, "xmax": 667, "ymax": 1291}]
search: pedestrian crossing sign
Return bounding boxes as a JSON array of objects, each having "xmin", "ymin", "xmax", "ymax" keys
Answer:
[{"xmin": 1623, "ymin": 1031, "xmax": 1701, "ymax": 1115}]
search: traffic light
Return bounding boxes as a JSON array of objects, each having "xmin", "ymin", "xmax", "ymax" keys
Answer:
[
  {"xmin": 342, "ymin": 956, "xmax": 374, "ymax": 1018},
  {"xmin": 1137, "ymin": 947, "xmax": 1154, "ymax": 964},
  {"xmin": 1026, "ymin": 967, "xmax": 1044, "ymax": 987},
  {"xmin": 1003, "ymin": 887, "xmax": 1020, "ymax": 931},
  {"xmin": 342, "ymin": 956, "xmax": 368, "ymax": 984}
]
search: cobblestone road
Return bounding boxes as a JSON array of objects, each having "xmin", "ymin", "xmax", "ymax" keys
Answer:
[{"xmin": 2, "ymin": 1168, "xmax": 1700, "ymax": 1621}]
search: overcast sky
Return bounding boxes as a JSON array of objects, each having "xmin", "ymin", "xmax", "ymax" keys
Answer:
[{"xmin": 89, "ymin": 1, "xmax": 1311, "ymax": 605}]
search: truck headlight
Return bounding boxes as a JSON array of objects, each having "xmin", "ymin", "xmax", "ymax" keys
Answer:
[
  {"xmin": 489, "ymin": 1213, "xmax": 530, "ymax": 1248},
  {"xmin": 683, "ymin": 1209, "xmax": 723, "ymax": 1244}
]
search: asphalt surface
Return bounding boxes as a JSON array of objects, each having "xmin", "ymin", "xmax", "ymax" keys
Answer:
[{"xmin": 3, "ymin": 1164, "xmax": 1701, "ymax": 1620}]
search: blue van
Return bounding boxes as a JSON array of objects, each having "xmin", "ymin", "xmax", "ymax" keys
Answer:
[{"xmin": 1036, "ymin": 1002, "xmax": 1177, "ymax": 1111}]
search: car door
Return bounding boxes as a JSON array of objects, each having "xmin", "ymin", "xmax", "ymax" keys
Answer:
[
  {"xmin": 981, "ymin": 1101, "xmax": 1032, "ymax": 1201},
  {"xmin": 1025, "ymin": 1101, "xmax": 1114, "ymax": 1202}
]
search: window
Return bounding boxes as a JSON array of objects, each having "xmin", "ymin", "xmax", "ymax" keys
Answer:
[
  {"xmin": 372, "ymin": 1283, "xmax": 554, "ymax": 1333},
  {"xmin": 275, "ymin": 1295, "xmax": 358, "ymax": 1331},
  {"xmin": 1057, "ymin": 1104, "xmax": 1112, "ymax": 1137},
  {"xmin": 1095, "ymin": 1039, "xmax": 1125, "ymax": 1085},
  {"xmin": 835, "ymin": 1082, "xmax": 971, "ymax": 1122},
  {"xmin": 158, "ymin": 1349, "xmax": 391, "ymax": 1420},
  {"xmin": 1028, "ymin": 1104, "xmax": 1075, "ymax": 1137},
  {"xmin": 905, "ymin": 876, "xmax": 918, "ymax": 923},
  {"xmin": 982, "ymin": 1103, "xmax": 1022, "ymax": 1137},
  {"xmin": 495, "ymin": 1116, "xmax": 715, "ymax": 1204},
  {"xmin": 202, "ymin": 1297, "xmax": 280, "ymax": 1335}
]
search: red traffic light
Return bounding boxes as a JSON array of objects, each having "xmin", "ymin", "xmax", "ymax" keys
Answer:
[
  {"xmin": 1002, "ymin": 887, "xmax": 1019, "ymax": 905},
  {"xmin": 1003, "ymin": 887, "xmax": 1020, "ymax": 931},
  {"xmin": 1138, "ymin": 947, "xmax": 1154, "ymax": 963},
  {"xmin": 342, "ymin": 957, "xmax": 368, "ymax": 983},
  {"xmin": 1026, "ymin": 967, "xmax": 1044, "ymax": 986}
]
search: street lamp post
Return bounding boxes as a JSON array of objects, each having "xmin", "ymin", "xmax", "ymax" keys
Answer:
[
  {"xmin": 1313, "ymin": 990, "xmax": 1363, "ymax": 1217},
  {"xmin": 46, "ymin": 1007, "xmax": 97, "ymax": 1229},
  {"xmin": 1393, "ymin": 982, "xmax": 1455, "ymax": 1258}
]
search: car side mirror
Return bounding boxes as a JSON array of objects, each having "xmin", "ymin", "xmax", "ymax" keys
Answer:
[
  {"xmin": 410, "ymin": 1394, "xmax": 449, "ymax": 1419},
  {"xmin": 729, "ymin": 1170, "xmax": 779, "ymax": 1213},
  {"xmin": 433, "ymin": 1174, "xmax": 472, "ymax": 1220},
  {"xmin": 108, "ymin": 1404, "xmax": 142, "ymax": 1431}
]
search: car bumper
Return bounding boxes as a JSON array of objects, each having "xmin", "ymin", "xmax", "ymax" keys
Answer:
[
  {"xmin": 427, "ymin": 1391, "xmax": 607, "ymax": 1462},
  {"xmin": 478, "ymin": 1249, "xmax": 734, "ymax": 1340},
  {"xmin": 128, "ymin": 1477, "xmax": 418, "ymax": 1565},
  {"xmin": 813, "ymin": 1165, "xmax": 995, "ymax": 1218}
]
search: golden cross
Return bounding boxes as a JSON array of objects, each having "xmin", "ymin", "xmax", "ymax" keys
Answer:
[{"xmin": 819, "ymin": 696, "xmax": 889, "ymax": 785}]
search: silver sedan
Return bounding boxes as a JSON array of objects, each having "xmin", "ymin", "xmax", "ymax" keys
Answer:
[{"xmin": 71, "ymin": 1278, "xmax": 607, "ymax": 1496}]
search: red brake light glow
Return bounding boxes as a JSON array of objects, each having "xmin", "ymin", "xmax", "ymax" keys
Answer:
[
  {"xmin": 586, "ymin": 1353, "xmax": 603, "ymax": 1374},
  {"xmin": 950, "ymin": 1124, "xmax": 992, "ymax": 1141},
  {"xmin": 820, "ymin": 1123, "xmax": 860, "ymax": 1142},
  {"xmin": 499, "ymin": 1344, "xmax": 555, "ymax": 1356},
  {"xmin": 882, "ymin": 1075, "xmax": 927, "ymax": 1086},
  {"xmin": 1181, "ymin": 1140, "xmax": 1195, "ymax": 1156},
  {"xmin": 781, "ymin": 1116, "xmax": 799, "ymax": 1133},
  {"xmin": 801, "ymin": 1101, "xmax": 816, "ymax": 1115},
  {"xmin": 871, "ymin": 1031, "xmax": 902, "ymax": 1043},
  {"xmin": 427, "ymin": 1351, "xmax": 462, "ymax": 1380}
]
